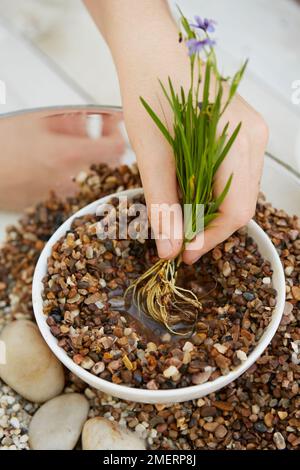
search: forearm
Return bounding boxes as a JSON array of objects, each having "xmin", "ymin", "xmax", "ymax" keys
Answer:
[
  {"xmin": 83, "ymin": 0, "xmax": 189, "ymax": 95},
  {"xmin": 84, "ymin": 0, "xmax": 175, "ymax": 52},
  {"xmin": 84, "ymin": 0, "xmax": 173, "ymax": 38}
]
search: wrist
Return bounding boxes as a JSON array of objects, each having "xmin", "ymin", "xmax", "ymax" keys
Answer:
[{"xmin": 84, "ymin": 0, "xmax": 180, "ymax": 71}]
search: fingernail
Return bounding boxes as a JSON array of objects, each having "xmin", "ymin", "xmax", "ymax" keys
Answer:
[{"xmin": 156, "ymin": 239, "xmax": 173, "ymax": 259}]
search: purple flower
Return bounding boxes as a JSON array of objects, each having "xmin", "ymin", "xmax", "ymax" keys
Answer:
[
  {"xmin": 186, "ymin": 38, "xmax": 216, "ymax": 56},
  {"xmin": 190, "ymin": 16, "xmax": 216, "ymax": 33}
]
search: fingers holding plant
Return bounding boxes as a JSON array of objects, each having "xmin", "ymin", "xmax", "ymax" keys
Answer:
[
  {"xmin": 183, "ymin": 102, "xmax": 269, "ymax": 264},
  {"xmin": 126, "ymin": 11, "xmax": 254, "ymax": 333},
  {"xmin": 93, "ymin": 2, "xmax": 268, "ymax": 332},
  {"xmin": 127, "ymin": 128, "xmax": 184, "ymax": 260}
]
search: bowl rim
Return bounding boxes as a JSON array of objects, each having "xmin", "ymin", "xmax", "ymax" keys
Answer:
[{"xmin": 32, "ymin": 188, "xmax": 286, "ymax": 403}]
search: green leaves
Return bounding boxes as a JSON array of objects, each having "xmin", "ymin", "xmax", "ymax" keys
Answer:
[
  {"xmin": 140, "ymin": 97, "xmax": 173, "ymax": 146},
  {"xmin": 213, "ymin": 122, "xmax": 242, "ymax": 174},
  {"xmin": 208, "ymin": 173, "xmax": 233, "ymax": 216},
  {"xmin": 222, "ymin": 59, "xmax": 248, "ymax": 114},
  {"xmin": 140, "ymin": 11, "xmax": 247, "ymax": 243},
  {"xmin": 178, "ymin": 6, "xmax": 196, "ymax": 40}
]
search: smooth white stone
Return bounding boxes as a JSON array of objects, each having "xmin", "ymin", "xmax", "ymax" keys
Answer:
[
  {"xmin": 0, "ymin": 320, "xmax": 64, "ymax": 403},
  {"xmin": 29, "ymin": 393, "xmax": 89, "ymax": 450},
  {"xmin": 82, "ymin": 417, "xmax": 146, "ymax": 450}
]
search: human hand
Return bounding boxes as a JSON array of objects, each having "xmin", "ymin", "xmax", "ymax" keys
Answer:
[
  {"xmin": 0, "ymin": 112, "xmax": 125, "ymax": 211},
  {"xmin": 85, "ymin": 0, "xmax": 269, "ymax": 263},
  {"xmin": 182, "ymin": 97, "xmax": 268, "ymax": 264},
  {"xmin": 123, "ymin": 61, "xmax": 268, "ymax": 265}
]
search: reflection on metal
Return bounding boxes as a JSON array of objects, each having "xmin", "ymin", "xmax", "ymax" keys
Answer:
[
  {"xmin": 0, "ymin": 105, "xmax": 298, "ymax": 218},
  {"xmin": 0, "ymin": 104, "xmax": 122, "ymax": 119},
  {"xmin": 1, "ymin": 105, "xmax": 298, "ymax": 180}
]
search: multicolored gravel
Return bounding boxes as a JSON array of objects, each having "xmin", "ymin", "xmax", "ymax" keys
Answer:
[{"xmin": 0, "ymin": 164, "xmax": 299, "ymax": 450}]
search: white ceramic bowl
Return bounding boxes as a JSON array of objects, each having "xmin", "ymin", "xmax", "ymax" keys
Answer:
[{"xmin": 32, "ymin": 187, "xmax": 285, "ymax": 404}]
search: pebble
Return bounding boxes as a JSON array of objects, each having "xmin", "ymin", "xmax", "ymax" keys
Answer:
[
  {"xmin": 214, "ymin": 425, "xmax": 227, "ymax": 439},
  {"xmin": 183, "ymin": 351, "xmax": 192, "ymax": 364},
  {"xmin": 236, "ymin": 350, "xmax": 248, "ymax": 362},
  {"xmin": 85, "ymin": 246, "xmax": 94, "ymax": 259},
  {"xmin": 82, "ymin": 418, "xmax": 146, "ymax": 450},
  {"xmin": 146, "ymin": 342, "xmax": 157, "ymax": 352},
  {"xmin": 254, "ymin": 422, "xmax": 267, "ymax": 433},
  {"xmin": 284, "ymin": 302, "xmax": 294, "ymax": 316},
  {"xmin": 213, "ymin": 401, "xmax": 233, "ymax": 412},
  {"xmin": 252, "ymin": 405, "xmax": 260, "ymax": 414},
  {"xmin": 163, "ymin": 366, "xmax": 178, "ymax": 379},
  {"xmin": 197, "ymin": 398, "xmax": 205, "ymax": 407},
  {"xmin": 95, "ymin": 301, "xmax": 105, "ymax": 310},
  {"xmin": 212, "ymin": 247, "xmax": 222, "ymax": 260},
  {"xmin": 135, "ymin": 423, "xmax": 147, "ymax": 436},
  {"xmin": 29, "ymin": 394, "xmax": 89, "ymax": 450},
  {"xmin": 85, "ymin": 293, "xmax": 102, "ymax": 305},
  {"xmin": 182, "ymin": 342, "xmax": 194, "ymax": 353},
  {"xmin": 109, "ymin": 297, "xmax": 125, "ymax": 309},
  {"xmin": 213, "ymin": 343, "xmax": 228, "ymax": 354},
  {"xmin": 9, "ymin": 417, "xmax": 20, "ymax": 428},
  {"xmin": 161, "ymin": 333, "xmax": 172, "ymax": 343},
  {"xmin": 91, "ymin": 362, "xmax": 105, "ymax": 375},
  {"xmin": 273, "ymin": 432, "xmax": 286, "ymax": 450},
  {"xmin": 243, "ymin": 292, "xmax": 255, "ymax": 301},
  {"xmin": 84, "ymin": 388, "xmax": 96, "ymax": 400},
  {"xmin": 215, "ymin": 354, "xmax": 231, "ymax": 372},
  {"xmin": 156, "ymin": 423, "xmax": 167, "ymax": 433},
  {"xmin": 224, "ymin": 241, "xmax": 235, "ymax": 252},
  {"xmin": 192, "ymin": 368, "xmax": 213, "ymax": 385},
  {"xmin": 278, "ymin": 411, "xmax": 288, "ymax": 420},
  {"xmin": 284, "ymin": 266, "xmax": 294, "ymax": 276},
  {"xmin": 203, "ymin": 422, "xmax": 219, "ymax": 432},
  {"xmin": 0, "ymin": 321, "xmax": 64, "ymax": 403},
  {"xmin": 200, "ymin": 406, "xmax": 217, "ymax": 418},
  {"xmin": 222, "ymin": 261, "xmax": 231, "ymax": 277},
  {"xmin": 146, "ymin": 380, "xmax": 158, "ymax": 390},
  {"xmin": 291, "ymin": 286, "xmax": 300, "ymax": 301},
  {"xmin": 81, "ymin": 357, "xmax": 95, "ymax": 370}
]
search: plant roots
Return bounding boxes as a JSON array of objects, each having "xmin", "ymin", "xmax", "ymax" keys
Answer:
[{"xmin": 125, "ymin": 259, "xmax": 202, "ymax": 335}]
